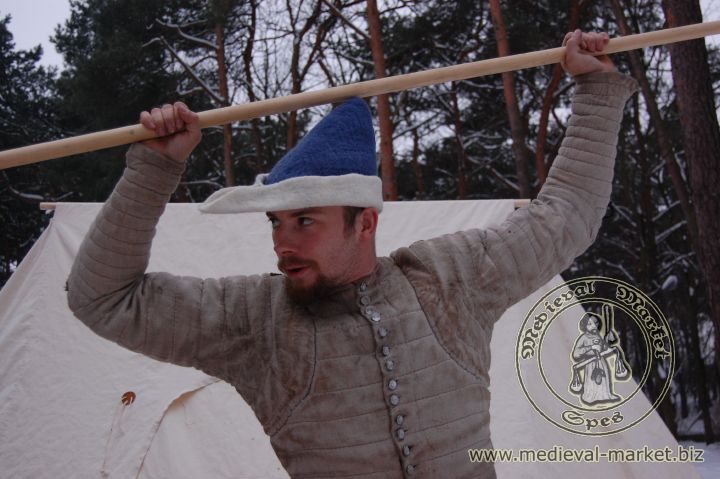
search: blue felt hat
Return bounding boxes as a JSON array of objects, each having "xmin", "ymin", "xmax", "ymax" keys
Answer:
[{"xmin": 199, "ymin": 97, "xmax": 383, "ymax": 214}]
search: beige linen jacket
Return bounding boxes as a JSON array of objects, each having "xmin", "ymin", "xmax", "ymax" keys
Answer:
[{"xmin": 67, "ymin": 72, "xmax": 638, "ymax": 478}]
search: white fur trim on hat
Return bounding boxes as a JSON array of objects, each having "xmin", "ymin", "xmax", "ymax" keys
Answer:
[{"xmin": 199, "ymin": 173, "xmax": 384, "ymax": 214}]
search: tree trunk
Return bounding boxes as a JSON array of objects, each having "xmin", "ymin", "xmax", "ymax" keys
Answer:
[
  {"xmin": 285, "ymin": 1, "xmax": 323, "ymax": 150},
  {"xmin": 686, "ymin": 274, "xmax": 716, "ymax": 443},
  {"xmin": 662, "ymin": 2, "xmax": 720, "ymax": 436},
  {"xmin": 287, "ymin": 47, "xmax": 301, "ymax": 150},
  {"xmin": 411, "ymin": 127, "xmax": 424, "ymax": 199},
  {"xmin": 366, "ymin": 0, "xmax": 397, "ymax": 200},
  {"xmin": 610, "ymin": 0, "xmax": 699, "ymax": 254},
  {"xmin": 451, "ymin": 84, "xmax": 469, "ymax": 199},
  {"xmin": 214, "ymin": 21, "xmax": 234, "ymax": 187},
  {"xmin": 536, "ymin": 0, "xmax": 581, "ymax": 188},
  {"xmin": 243, "ymin": 0, "xmax": 265, "ymax": 171},
  {"xmin": 401, "ymin": 96, "xmax": 425, "ymax": 199},
  {"xmin": 489, "ymin": 0, "xmax": 531, "ymax": 199},
  {"xmin": 678, "ymin": 373, "xmax": 688, "ymax": 419},
  {"xmin": 633, "ymin": 96, "xmax": 678, "ymax": 436},
  {"xmin": 3, "ymin": 240, "xmax": 9, "ymax": 284},
  {"xmin": 615, "ymin": 0, "xmax": 714, "ymax": 441}
]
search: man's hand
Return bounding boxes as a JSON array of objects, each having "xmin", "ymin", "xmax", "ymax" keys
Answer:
[
  {"xmin": 139, "ymin": 102, "xmax": 202, "ymax": 163},
  {"xmin": 561, "ymin": 29, "xmax": 617, "ymax": 77}
]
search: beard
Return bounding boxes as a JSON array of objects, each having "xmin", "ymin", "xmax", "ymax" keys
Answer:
[
  {"xmin": 284, "ymin": 273, "xmax": 343, "ymax": 305},
  {"xmin": 278, "ymin": 256, "xmax": 347, "ymax": 305}
]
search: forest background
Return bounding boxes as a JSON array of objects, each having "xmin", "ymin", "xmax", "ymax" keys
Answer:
[{"xmin": 1, "ymin": 0, "xmax": 719, "ymax": 444}]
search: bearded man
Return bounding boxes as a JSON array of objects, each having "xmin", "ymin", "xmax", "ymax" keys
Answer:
[{"xmin": 67, "ymin": 30, "xmax": 638, "ymax": 478}]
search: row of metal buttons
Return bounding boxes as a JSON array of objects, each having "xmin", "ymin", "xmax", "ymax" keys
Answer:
[{"xmin": 357, "ymin": 280, "xmax": 415, "ymax": 476}]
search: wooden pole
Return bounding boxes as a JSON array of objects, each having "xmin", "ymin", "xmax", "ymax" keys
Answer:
[
  {"xmin": 38, "ymin": 199, "xmax": 533, "ymax": 211},
  {"xmin": 2, "ymin": 20, "xmax": 720, "ymax": 170}
]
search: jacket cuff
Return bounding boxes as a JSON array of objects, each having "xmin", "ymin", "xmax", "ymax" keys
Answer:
[
  {"xmin": 573, "ymin": 71, "xmax": 640, "ymax": 107},
  {"xmin": 124, "ymin": 143, "xmax": 186, "ymax": 195}
]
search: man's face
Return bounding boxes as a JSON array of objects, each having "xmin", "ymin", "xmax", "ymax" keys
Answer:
[
  {"xmin": 267, "ymin": 206, "xmax": 361, "ymax": 303},
  {"xmin": 587, "ymin": 316, "xmax": 599, "ymax": 333}
]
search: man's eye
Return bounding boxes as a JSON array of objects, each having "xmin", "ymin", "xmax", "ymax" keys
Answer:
[
  {"xmin": 299, "ymin": 217, "xmax": 314, "ymax": 226},
  {"xmin": 268, "ymin": 217, "xmax": 279, "ymax": 228}
]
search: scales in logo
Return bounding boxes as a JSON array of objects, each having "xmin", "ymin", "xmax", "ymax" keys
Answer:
[{"xmin": 515, "ymin": 277, "xmax": 674, "ymax": 436}]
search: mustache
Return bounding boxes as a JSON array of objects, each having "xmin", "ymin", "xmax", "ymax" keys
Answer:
[{"xmin": 277, "ymin": 256, "xmax": 318, "ymax": 272}]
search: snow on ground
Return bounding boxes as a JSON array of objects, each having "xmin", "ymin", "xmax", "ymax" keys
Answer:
[{"xmin": 680, "ymin": 440, "xmax": 720, "ymax": 479}]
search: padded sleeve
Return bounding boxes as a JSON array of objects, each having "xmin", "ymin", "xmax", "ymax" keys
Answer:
[
  {"xmin": 396, "ymin": 71, "xmax": 639, "ymax": 324},
  {"xmin": 66, "ymin": 143, "xmax": 270, "ymax": 385}
]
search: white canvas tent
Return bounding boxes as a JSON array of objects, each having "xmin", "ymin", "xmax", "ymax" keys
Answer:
[{"xmin": 0, "ymin": 200, "xmax": 701, "ymax": 478}]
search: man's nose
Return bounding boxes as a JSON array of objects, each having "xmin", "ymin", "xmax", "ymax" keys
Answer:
[{"xmin": 273, "ymin": 230, "xmax": 297, "ymax": 257}]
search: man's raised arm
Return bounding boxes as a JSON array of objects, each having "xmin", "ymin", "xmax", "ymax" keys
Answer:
[
  {"xmin": 481, "ymin": 30, "xmax": 640, "ymax": 312},
  {"xmin": 67, "ymin": 102, "xmax": 200, "ymax": 305},
  {"xmin": 65, "ymin": 103, "xmax": 235, "ymax": 377},
  {"xmin": 395, "ymin": 30, "xmax": 639, "ymax": 322}
]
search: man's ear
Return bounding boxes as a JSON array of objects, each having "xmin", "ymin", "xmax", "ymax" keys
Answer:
[{"xmin": 357, "ymin": 208, "xmax": 379, "ymax": 238}]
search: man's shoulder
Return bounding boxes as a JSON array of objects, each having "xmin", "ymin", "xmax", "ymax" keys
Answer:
[
  {"xmin": 388, "ymin": 228, "xmax": 488, "ymax": 262},
  {"xmin": 385, "ymin": 228, "xmax": 495, "ymax": 288},
  {"xmin": 216, "ymin": 271, "xmax": 291, "ymax": 303}
]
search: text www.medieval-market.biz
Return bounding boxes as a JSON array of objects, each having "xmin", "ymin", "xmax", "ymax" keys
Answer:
[{"xmin": 468, "ymin": 445, "xmax": 704, "ymax": 463}]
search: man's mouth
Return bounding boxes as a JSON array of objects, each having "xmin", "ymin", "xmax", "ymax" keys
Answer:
[
  {"xmin": 278, "ymin": 256, "xmax": 316, "ymax": 279},
  {"xmin": 284, "ymin": 265, "xmax": 309, "ymax": 277},
  {"xmin": 278, "ymin": 258, "xmax": 314, "ymax": 278}
]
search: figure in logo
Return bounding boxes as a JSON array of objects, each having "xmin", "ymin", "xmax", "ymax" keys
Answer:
[{"xmin": 569, "ymin": 304, "xmax": 630, "ymax": 406}]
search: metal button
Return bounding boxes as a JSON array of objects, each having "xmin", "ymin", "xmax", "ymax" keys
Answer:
[
  {"xmin": 364, "ymin": 308, "xmax": 381, "ymax": 323},
  {"xmin": 406, "ymin": 464, "xmax": 415, "ymax": 474},
  {"xmin": 378, "ymin": 327, "xmax": 388, "ymax": 338},
  {"xmin": 360, "ymin": 295, "xmax": 370, "ymax": 306},
  {"xmin": 395, "ymin": 414, "xmax": 404, "ymax": 425},
  {"xmin": 402, "ymin": 445, "xmax": 411, "ymax": 456},
  {"xmin": 396, "ymin": 428, "xmax": 406, "ymax": 440},
  {"xmin": 388, "ymin": 379, "xmax": 398, "ymax": 390},
  {"xmin": 385, "ymin": 359, "xmax": 395, "ymax": 371},
  {"xmin": 359, "ymin": 281, "xmax": 368, "ymax": 292},
  {"xmin": 382, "ymin": 345, "xmax": 391, "ymax": 356},
  {"xmin": 389, "ymin": 394, "xmax": 400, "ymax": 406}
]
